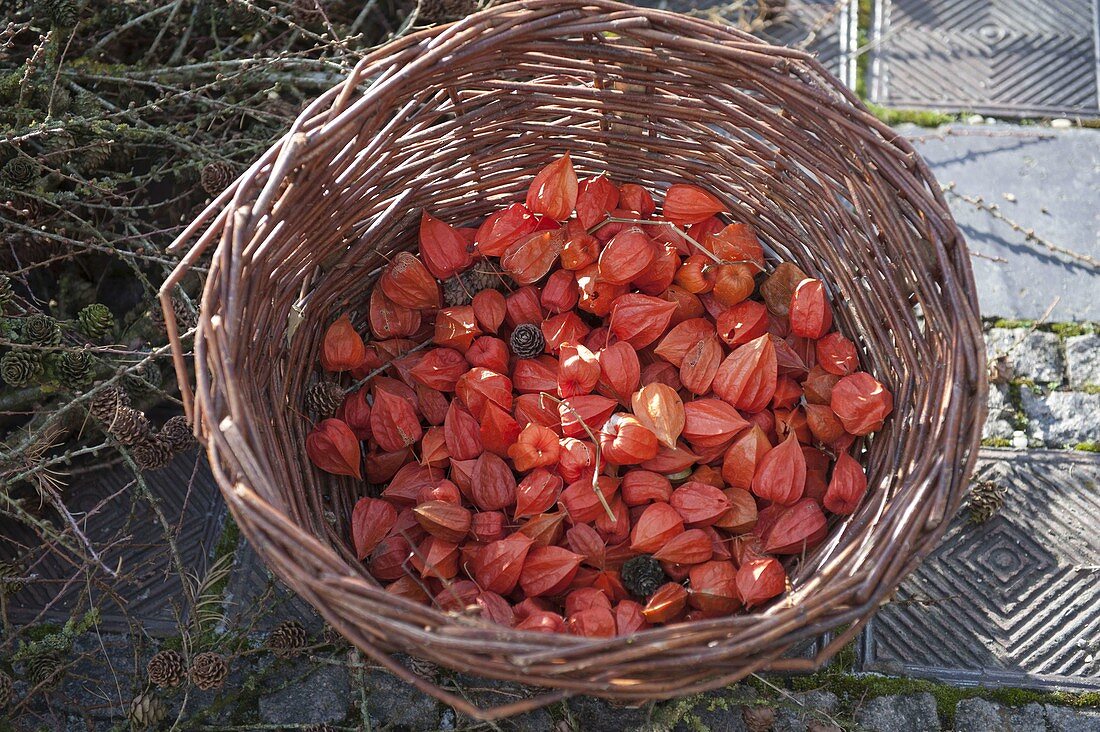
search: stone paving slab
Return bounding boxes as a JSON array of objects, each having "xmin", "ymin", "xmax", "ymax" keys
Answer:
[
  {"xmin": 903, "ymin": 125, "xmax": 1100, "ymax": 320},
  {"xmin": 869, "ymin": 0, "xmax": 1100, "ymax": 119},
  {"xmin": 858, "ymin": 448, "xmax": 1100, "ymax": 691},
  {"xmin": 0, "ymin": 449, "xmax": 223, "ymax": 635}
]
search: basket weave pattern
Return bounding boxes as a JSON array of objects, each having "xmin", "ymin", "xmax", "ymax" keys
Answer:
[{"xmin": 163, "ymin": 1, "xmax": 987, "ymax": 719}]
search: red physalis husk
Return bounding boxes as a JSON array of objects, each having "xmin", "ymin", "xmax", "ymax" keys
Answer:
[
  {"xmin": 576, "ymin": 175, "xmax": 620, "ymax": 229},
  {"xmin": 599, "ymin": 413, "xmax": 659, "ymax": 465},
  {"xmin": 599, "ymin": 227, "xmax": 656, "ymax": 285},
  {"xmin": 542, "ymin": 269, "xmax": 579, "ymax": 314},
  {"xmin": 662, "ymin": 184, "xmax": 724, "ymax": 227},
  {"xmin": 674, "ymin": 255, "xmax": 716, "ymax": 294},
  {"xmin": 609, "ymin": 293, "xmax": 678, "ymax": 348},
  {"xmin": 370, "ymin": 389, "xmax": 422, "ymax": 453},
  {"xmin": 614, "ymin": 600, "xmax": 648, "ymax": 635},
  {"xmin": 465, "ymin": 336, "xmax": 510, "ymax": 374},
  {"xmin": 831, "ymin": 372, "xmax": 894, "ymax": 435},
  {"xmin": 679, "ymin": 336, "xmax": 724, "ymax": 395},
  {"xmin": 641, "ymin": 360, "xmax": 683, "ymax": 391},
  {"xmin": 789, "ymin": 278, "xmax": 832, "ymax": 339},
  {"xmin": 506, "ymin": 287, "xmax": 544, "ymax": 330},
  {"xmin": 805, "ymin": 402, "xmax": 848, "ymax": 446},
  {"xmin": 381, "ymin": 462, "xmax": 434, "ymax": 504},
  {"xmin": 476, "ymin": 591, "xmax": 516, "ymax": 627},
  {"xmin": 307, "ymin": 418, "xmax": 362, "ymax": 478},
  {"xmin": 803, "ymin": 365, "xmax": 842, "ymax": 405},
  {"xmin": 688, "ymin": 561, "xmax": 741, "ymax": 615},
  {"xmin": 751, "ymin": 432, "xmax": 806, "ymax": 505},
  {"xmin": 321, "ymin": 315, "xmax": 366, "ymax": 372},
  {"xmin": 416, "ymin": 385, "xmax": 450, "ymax": 426},
  {"xmin": 476, "ymin": 202, "xmax": 539, "ymax": 257},
  {"xmin": 526, "ymin": 154, "xmax": 578, "ymax": 221},
  {"xmin": 670, "ymin": 482, "xmax": 732, "ymax": 528},
  {"xmin": 435, "ymin": 580, "xmax": 480, "ymax": 612},
  {"xmin": 474, "ymin": 533, "xmax": 534, "ymax": 594},
  {"xmin": 556, "ymin": 437, "xmax": 595, "ymax": 483},
  {"xmin": 712, "ymin": 334, "xmax": 777, "ymax": 413},
  {"xmin": 418, "ymin": 478, "xmax": 461, "ymax": 504},
  {"xmin": 518, "ymin": 511, "xmax": 567, "ymax": 547},
  {"xmin": 542, "ymin": 312, "xmax": 591, "ymax": 354},
  {"xmin": 595, "ymin": 493, "xmax": 631, "ymax": 545},
  {"xmin": 339, "ymin": 388, "xmax": 371, "ymax": 440},
  {"xmin": 380, "ymin": 252, "xmax": 440, "ymax": 310},
  {"xmin": 815, "ymin": 332, "xmax": 859, "ymax": 375},
  {"xmin": 707, "ymin": 223, "xmax": 766, "ymax": 270},
  {"xmin": 682, "ymin": 398, "xmax": 749, "ymax": 449},
  {"xmin": 503, "ymin": 228, "xmax": 567, "ymax": 285},
  {"xmin": 479, "ymin": 403, "xmax": 520, "ymax": 457},
  {"xmin": 824, "ymin": 450, "xmax": 868, "ymax": 515},
  {"xmin": 516, "ymin": 610, "xmax": 567, "ymax": 633},
  {"xmin": 714, "ymin": 487, "xmax": 758, "ymax": 533},
  {"xmin": 596, "ymin": 341, "xmax": 641, "ymax": 405},
  {"xmin": 560, "ymin": 475, "xmax": 619, "ymax": 524},
  {"xmin": 631, "ymin": 382, "xmax": 685, "ymax": 449},
  {"xmin": 772, "ymin": 375, "xmax": 803, "ymax": 410},
  {"xmin": 558, "ymin": 343, "xmax": 600, "ymax": 398},
  {"xmin": 629, "ymin": 501, "xmax": 685, "ymax": 553},
  {"xmin": 448, "ymin": 458, "xmax": 477, "ymax": 497},
  {"xmin": 434, "ymin": 306, "xmax": 482, "ymax": 352},
  {"xmin": 411, "ymin": 536, "xmax": 459, "ymax": 579},
  {"xmin": 640, "ymin": 441, "xmax": 699, "ymax": 474},
  {"xmin": 513, "ymin": 356, "xmax": 559, "ymax": 394},
  {"xmin": 558, "ymin": 394, "xmax": 617, "ymax": 438},
  {"xmin": 471, "ymin": 451, "xmax": 518, "ymax": 511},
  {"xmin": 654, "ymin": 318, "xmax": 715, "ymax": 368},
  {"xmin": 652, "ymin": 528, "xmax": 713, "ymax": 564},
  {"xmin": 514, "ymin": 393, "xmax": 561, "ymax": 433},
  {"xmin": 716, "ymin": 300, "xmax": 769, "ymax": 347},
  {"xmin": 386, "ymin": 576, "xmax": 430, "ymax": 605},
  {"xmin": 560, "ymin": 220, "xmax": 601, "ymax": 271},
  {"xmin": 764, "ymin": 498, "xmax": 828, "ymax": 554},
  {"xmin": 803, "ymin": 446, "xmax": 831, "ymax": 500},
  {"xmin": 471, "ymin": 290, "xmax": 507, "ymax": 335},
  {"xmin": 737, "ymin": 556, "xmax": 786, "ymax": 607},
  {"xmin": 513, "ymin": 597, "xmax": 553, "ymax": 619},
  {"xmin": 443, "ymin": 401, "xmax": 483, "ymax": 460},
  {"xmin": 690, "ymin": 464, "xmax": 725, "ymax": 489},
  {"xmin": 573, "ymin": 265, "xmax": 625, "ymax": 319},
  {"xmin": 520, "ymin": 545, "xmax": 584, "ymax": 597},
  {"xmin": 470, "ymin": 511, "xmax": 506, "ymax": 543},
  {"xmin": 369, "ymin": 287, "xmax": 421, "ymax": 340},
  {"xmin": 508, "ymin": 424, "xmax": 561, "ymax": 473},
  {"xmin": 775, "ymin": 407, "xmax": 811, "ymax": 444},
  {"xmin": 621, "ymin": 470, "xmax": 673, "ymax": 506},
  {"xmin": 566, "ymin": 586, "xmax": 612, "ymax": 616},
  {"xmin": 723, "ymin": 425, "xmax": 773, "ymax": 490},
  {"xmin": 409, "ymin": 348, "xmax": 466, "ymax": 392},
  {"xmin": 566, "ymin": 524, "xmax": 607, "ymax": 568},
  {"xmin": 370, "ymin": 535, "xmax": 412, "ymax": 580},
  {"xmin": 351, "ymin": 498, "xmax": 396, "ymax": 559},
  {"xmin": 633, "ymin": 241, "xmax": 680, "ymax": 295},
  {"xmin": 642, "ymin": 582, "xmax": 689, "ymax": 624},
  {"xmin": 568, "ymin": 606, "xmax": 616, "ymax": 637},
  {"xmin": 759, "ymin": 261, "xmax": 808, "ymax": 316},
  {"xmin": 618, "ymin": 183, "xmax": 656, "ymax": 216},
  {"xmin": 413, "ymin": 500, "xmax": 472, "ymax": 543},
  {"xmin": 456, "ymin": 367, "xmax": 513, "ymax": 416},
  {"xmin": 419, "ymin": 211, "xmax": 473, "ymax": 280},
  {"xmin": 664, "ymin": 285, "xmax": 706, "ymax": 325},
  {"xmin": 712, "ymin": 264, "xmax": 756, "ymax": 307}
]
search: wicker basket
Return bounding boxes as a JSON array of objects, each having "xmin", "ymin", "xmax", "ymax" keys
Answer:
[{"xmin": 162, "ymin": 0, "xmax": 987, "ymax": 719}]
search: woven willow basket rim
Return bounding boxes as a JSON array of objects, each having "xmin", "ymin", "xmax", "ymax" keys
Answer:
[{"xmin": 162, "ymin": 0, "xmax": 987, "ymax": 720}]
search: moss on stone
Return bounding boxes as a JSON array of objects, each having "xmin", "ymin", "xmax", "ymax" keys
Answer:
[
  {"xmin": 1074, "ymin": 441, "xmax": 1100, "ymax": 453},
  {"xmin": 866, "ymin": 103, "xmax": 957, "ymax": 127},
  {"xmin": 1049, "ymin": 322, "xmax": 1096, "ymax": 338},
  {"xmin": 982, "ymin": 437, "xmax": 1013, "ymax": 448}
]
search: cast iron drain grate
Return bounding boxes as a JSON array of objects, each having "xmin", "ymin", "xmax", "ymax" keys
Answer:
[
  {"xmin": 0, "ymin": 450, "xmax": 224, "ymax": 635},
  {"xmin": 868, "ymin": 0, "xmax": 1100, "ymax": 118},
  {"xmin": 858, "ymin": 449, "xmax": 1100, "ymax": 691}
]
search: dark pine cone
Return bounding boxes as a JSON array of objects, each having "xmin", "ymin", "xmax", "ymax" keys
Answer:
[
  {"xmin": 0, "ymin": 274, "xmax": 13, "ymax": 309},
  {"xmin": 509, "ymin": 323, "xmax": 545, "ymax": 359},
  {"xmin": 128, "ymin": 690, "xmax": 167, "ymax": 730},
  {"xmin": 742, "ymin": 705, "xmax": 776, "ymax": 732},
  {"xmin": 321, "ymin": 624, "xmax": 348, "ymax": 648},
  {"xmin": 21, "ymin": 314, "xmax": 62, "ymax": 346},
  {"xmin": 147, "ymin": 649, "xmax": 185, "ymax": 688},
  {"xmin": 132, "ymin": 436, "xmax": 173, "ymax": 471},
  {"xmin": 968, "ymin": 480, "xmax": 1006, "ymax": 524},
  {"xmin": 0, "ymin": 559, "xmax": 25, "ymax": 597},
  {"xmin": 200, "ymin": 161, "xmax": 235, "ymax": 196},
  {"xmin": 268, "ymin": 620, "xmax": 308, "ymax": 659},
  {"xmin": 0, "ymin": 157, "xmax": 38, "ymax": 187},
  {"xmin": 36, "ymin": 0, "xmax": 80, "ymax": 27},
  {"xmin": 621, "ymin": 555, "xmax": 668, "ymax": 598},
  {"xmin": 442, "ymin": 260, "xmax": 509, "ymax": 306},
  {"xmin": 0, "ymin": 670, "xmax": 12, "ymax": 708},
  {"xmin": 417, "ymin": 0, "xmax": 479, "ymax": 24},
  {"xmin": 159, "ymin": 415, "xmax": 196, "ymax": 453},
  {"xmin": 51, "ymin": 348, "xmax": 94, "ymax": 389},
  {"xmin": 104, "ymin": 406, "xmax": 153, "ymax": 446},
  {"xmin": 306, "ymin": 380, "xmax": 345, "ymax": 417},
  {"xmin": 123, "ymin": 359, "xmax": 162, "ymax": 394},
  {"xmin": 0, "ymin": 351, "xmax": 44, "ymax": 387},
  {"xmin": 25, "ymin": 649, "xmax": 64, "ymax": 688},
  {"xmin": 89, "ymin": 384, "xmax": 131, "ymax": 423},
  {"xmin": 188, "ymin": 652, "xmax": 228, "ymax": 690},
  {"xmin": 77, "ymin": 303, "xmax": 114, "ymax": 340}
]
